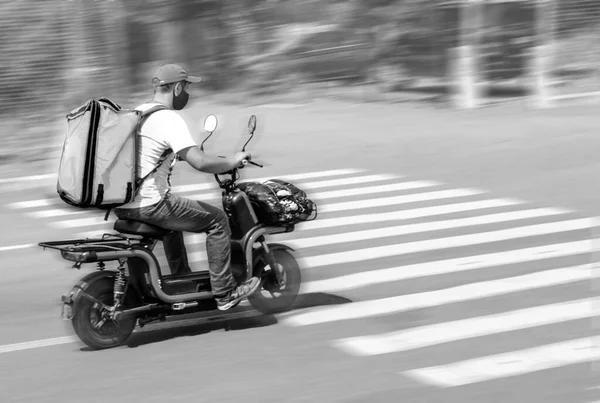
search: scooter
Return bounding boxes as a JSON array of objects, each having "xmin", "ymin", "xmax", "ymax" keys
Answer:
[{"xmin": 39, "ymin": 114, "xmax": 303, "ymax": 350}]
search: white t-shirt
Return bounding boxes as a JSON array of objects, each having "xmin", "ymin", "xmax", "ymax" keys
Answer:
[{"xmin": 118, "ymin": 102, "xmax": 197, "ymax": 209}]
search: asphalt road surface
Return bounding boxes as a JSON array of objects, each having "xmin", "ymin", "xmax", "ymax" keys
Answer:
[{"xmin": 0, "ymin": 100, "xmax": 598, "ymax": 403}]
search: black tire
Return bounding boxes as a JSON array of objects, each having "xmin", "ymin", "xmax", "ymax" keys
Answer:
[
  {"xmin": 248, "ymin": 248, "xmax": 301, "ymax": 315},
  {"xmin": 71, "ymin": 277, "xmax": 137, "ymax": 350}
]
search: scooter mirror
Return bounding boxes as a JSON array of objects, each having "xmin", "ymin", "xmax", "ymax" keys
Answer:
[
  {"xmin": 248, "ymin": 115, "xmax": 257, "ymax": 134},
  {"xmin": 204, "ymin": 115, "xmax": 218, "ymax": 133}
]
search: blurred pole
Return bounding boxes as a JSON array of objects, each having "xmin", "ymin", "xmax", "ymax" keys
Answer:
[
  {"xmin": 530, "ymin": 0, "xmax": 556, "ymax": 108},
  {"xmin": 451, "ymin": 0, "xmax": 483, "ymax": 109}
]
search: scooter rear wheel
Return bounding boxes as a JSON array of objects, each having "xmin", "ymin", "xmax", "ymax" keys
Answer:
[
  {"xmin": 248, "ymin": 248, "xmax": 301, "ymax": 315},
  {"xmin": 71, "ymin": 277, "xmax": 137, "ymax": 350}
]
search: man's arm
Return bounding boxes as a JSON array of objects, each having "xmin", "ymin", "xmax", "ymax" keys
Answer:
[
  {"xmin": 161, "ymin": 111, "xmax": 242, "ymax": 174},
  {"xmin": 178, "ymin": 146, "xmax": 241, "ymax": 174}
]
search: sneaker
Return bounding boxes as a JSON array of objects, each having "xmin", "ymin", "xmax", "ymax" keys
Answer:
[{"xmin": 216, "ymin": 277, "xmax": 261, "ymax": 311}]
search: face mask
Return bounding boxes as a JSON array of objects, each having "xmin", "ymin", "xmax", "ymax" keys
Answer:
[{"xmin": 172, "ymin": 87, "xmax": 189, "ymax": 110}]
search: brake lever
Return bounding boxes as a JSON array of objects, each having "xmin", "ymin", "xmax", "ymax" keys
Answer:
[
  {"xmin": 247, "ymin": 160, "xmax": 263, "ymax": 168},
  {"xmin": 220, "ymin": 155, "xmax": 263, "ymax": 168}
]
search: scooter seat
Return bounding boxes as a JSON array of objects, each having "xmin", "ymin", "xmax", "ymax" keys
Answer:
[{"xmin": 114, "ymin": 219, "xmax": 171, "ymax": 238}]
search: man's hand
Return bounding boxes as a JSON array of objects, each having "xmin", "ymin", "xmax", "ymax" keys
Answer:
[
  {"xmin": 179, "ymin": 146, "xmax": 252, "ymax": 174},
  {"xmin": 233, "ymin": 151, "xmax": 252, "ymax": 168}
]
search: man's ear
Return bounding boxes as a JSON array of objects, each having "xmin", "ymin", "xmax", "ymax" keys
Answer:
[{"xmin": 174, "ymin": 82, "xmax": 183, "ymax": 96}]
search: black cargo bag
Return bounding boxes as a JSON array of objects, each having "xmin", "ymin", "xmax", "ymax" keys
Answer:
[{"xmin": 238, "ymin": 179, "xmax": 317, "ymax": 225}]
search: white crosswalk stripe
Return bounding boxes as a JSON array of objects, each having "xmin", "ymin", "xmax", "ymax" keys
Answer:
[
  {"xmin": 403, "ymin": 337, "xmax": 600, "ymax": 387},
  {"xmin": 333, "ymin": 297, "xmax": 599, "ymax": 356},
  {"xmin": 281, "ymin": 265, "xmax": 597, "ymax": 326},
  {"xmin": 4, "ymin": 166, "xmax": 600, "ymax": 388},
  {"xmin": 299, "ymin": 240, "xmax": 593, "ymax": 294}
]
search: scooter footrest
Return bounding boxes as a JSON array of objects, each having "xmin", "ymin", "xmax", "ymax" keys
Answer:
[{"xmin": 161, "ymin": 273, "xmax": 212, "ymax": 295}]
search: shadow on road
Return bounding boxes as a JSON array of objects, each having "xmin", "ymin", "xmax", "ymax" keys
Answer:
[
  {"xmin": 78, "ymin": 292, "xmax": 352, "ymax": 351},
  {"xmin": 123, "ymin": 313, "xmax": 278, "ymax": 349},
  {"xmin": 288, "ymin": 292, "xmax": 352, "ymax": 311}
]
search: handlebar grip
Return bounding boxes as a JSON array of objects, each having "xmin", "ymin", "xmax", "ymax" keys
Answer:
[{"xmin": 219, "ymin": 156, "xmax": 262, "ymax": 168}]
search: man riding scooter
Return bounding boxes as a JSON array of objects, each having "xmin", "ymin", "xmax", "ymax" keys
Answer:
[{"xmin": 114, "ymin": 64, "xmax": 261, "ymax": 311}]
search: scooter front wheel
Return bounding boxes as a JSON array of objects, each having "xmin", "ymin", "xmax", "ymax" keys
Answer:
[
  {"xmin": 71, "ymin": 277, "xmax": 137, "ymax": 350},
  {"xmin": 248, "ymin": 248, "xmax": 301, "ymax": 315}
]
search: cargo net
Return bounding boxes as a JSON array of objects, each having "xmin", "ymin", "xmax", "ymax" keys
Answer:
[
  {"xmin": 238, "ymin": 180, "xmax": 317, "ymax": 226},
  {"xmin": 553, "ymin": 0, "xmax": 600, "ymax": 97}
]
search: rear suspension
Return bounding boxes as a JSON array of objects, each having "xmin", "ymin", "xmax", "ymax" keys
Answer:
[{"xmin": 113, "ymin": 258, "xmax": 128, "ymax": 309}]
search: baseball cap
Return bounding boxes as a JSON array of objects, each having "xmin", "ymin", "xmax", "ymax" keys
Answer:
[{"xmin": 151, "ymin": 64, "xmax": 202, "ymax": 86}]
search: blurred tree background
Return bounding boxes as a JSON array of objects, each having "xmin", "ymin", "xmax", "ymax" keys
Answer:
[{"xmin": 0, "ymin": 0, "xmax": 598, "ymax": 160}]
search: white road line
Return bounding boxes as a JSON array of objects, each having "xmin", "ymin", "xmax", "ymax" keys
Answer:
[
  {"xmin": 253, "ymin": 168, "xmax": 369, "ymax": 182},
  {"xmin": 19, "ymin": 195, "xmax": 221, "ymax": 214},
  {"xmin": 300, "ymin": 240, "xmax": 594, "ymax": 294},
  {"xmin": 186, "ymin": 193, "xmax": 221, "ymax": 202},
  {"xmin": 281, "ymin": 265, "xmax": 597, "ymax": 327},
  {"xmin": 77, "ymin": 198, "xmax": 525, "ymax": 239},
  {"xmin": 8, "ymin": 169, "xmax": 367, "ymax": 209},
  {"xmin": 287, "ymin": 208, "xmax": 570, "ymax": 249},
  {"xmin": 171, "ymin": 168, "xmax": 367, "ymax": 193},
  {"xmin": 300, "ymin": 174, "xmax": 398, "ymax": 189},
  {"xmin": 0, "ymin": 309, "xmax": 265, "ymax": 355},
  {"xmin": 188, "ymin": 234, "xmax": 205, "ymax": 245},
  {"xmin": 76, "ymin": 230, "xmax": 118, "ymax": 239},
  {"xmin": 159, "ymin": 203, "xmax": 547, "ymax": 255},
  {"xmin": 169, "ymin": 182, "xmax": 216, "ymax": 193},
  {"xmin": 256, "ymin": 103, "xmax": 305, "ymax": 108},
  {"xmin": 0, "ymin": 336, "xmax": 79, "ymax": 354},
  {"xmin": 189, "ymin": 250, "xmax": 209, "ymax": 263},
  {"xmin": 298, "ymin": 218, "xmax": 595, "ymax": 268},
  {"xmin": 403, "ymin": 337, "xmax": 600, "ymax": 387},
  {"xmin": 188, "ymin": 218, "xmax": 593, "ymax": 264},
  {"xmin": 29, "ymin": 209, "xmax": 89, "ymax": 218},
  {"xmin": 10, "ymin": 171, "xmax": 379, "ymax": 213},
  {"xmin": 8, "ymin": 199, "xmax": 57, "ymax": 209},
  {"xmin": 0, "ymin": 173, "xmax": 57, "ymax": 184},
  {"xmin": 183, "ymin": 206, "xmax": 567, "ymax": 253},
  {"xmin": 169, "ymin": 178, "xmax": 422, "ymax": 203},
  {"xmin": 311, "ymin": 181, "xmax": 440, "ymax": 200},
  {"xmin": 0, "ymin": 243, "xmax": 36, "ymax": 252},
  {"xmin": 319, "ymin": 189, "xmax": 486, "ymax": 213},
  {"xmin": 60, "ymin": 186, "xmax": 488, "ymax": 230},
  {"xmin": 55, "ymin": 217, "xmax": 110, "ymax": 229},
  {"xmin": 334, "ymin": 298, "xmax": 599, "ymax": 356},
  {"xmin": 181, "ymin": 178, "xmax": 426, "ymax": 203},
  {"xmin": 296, "ymin": 199, "xmax": 528, "ymax": 230}
]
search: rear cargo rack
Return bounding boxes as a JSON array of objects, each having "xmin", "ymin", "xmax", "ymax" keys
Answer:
[{"xmin": 38, "ymin": 233, "xmax": 145, "ymax": 263}]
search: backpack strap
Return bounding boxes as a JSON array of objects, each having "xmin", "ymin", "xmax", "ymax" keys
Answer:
[
  {"xmin": 134, "ymin": 104, "xmax": 172, "ymax": 188},
  {"xmin": 135, "ymin": 149, "xmax": 171, "ymax": 188}
]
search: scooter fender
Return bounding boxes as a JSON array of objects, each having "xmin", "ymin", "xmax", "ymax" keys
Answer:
[{"xmin": 60, "ymin": 270, "xmax": 117, "ymax": 320}]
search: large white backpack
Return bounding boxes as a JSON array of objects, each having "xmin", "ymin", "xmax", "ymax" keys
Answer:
[{"xmin": 56, "ymin": 98, "xmax": 169, "ymax": 216}]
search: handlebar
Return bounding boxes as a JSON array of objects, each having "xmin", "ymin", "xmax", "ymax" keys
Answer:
[{"xmin": 214, "ymin": 156, "xmax": 264, "ymax": 189}]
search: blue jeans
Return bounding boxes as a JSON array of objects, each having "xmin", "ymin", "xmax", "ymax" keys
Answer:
[{"xmin": 114, "ymin": 193, "xmax": 237, "ymax": 297}]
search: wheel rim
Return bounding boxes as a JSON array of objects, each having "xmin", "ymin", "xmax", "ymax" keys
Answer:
[
  {"xmin": 255, "ymin": 256, "xmax": 299, "ymax": 301},
  {"xmin": 87, "ymin": 290, "xmax": 127, "ymax": 338},
  {"xmin": 260, "ymin": 263, "xmax": 289, "ymax": 299}
]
